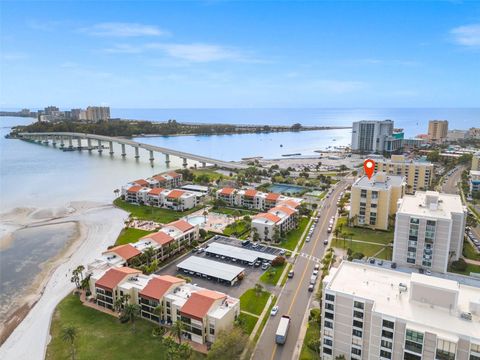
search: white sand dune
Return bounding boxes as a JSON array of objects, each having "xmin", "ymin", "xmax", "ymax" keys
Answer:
[{"xmin": 0, "ymin": 202, "xmax": 127, "ymax": 360}]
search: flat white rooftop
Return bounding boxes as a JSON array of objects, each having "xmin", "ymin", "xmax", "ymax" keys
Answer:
[
  {"xmin": 326, "ymin": 262, "xmax": 480, "ymax": 340},
  {"xmin": 206, "ymin": 242, "xmax": 277, "ymax": 262},
  {"xmin": 397, "ymin": 191, "xmax": 464, "ymax": 219},
  {"xmin": 354, "ymin": 173, "xmax": 404, "ymax": 190},
  {"xmin": 177, "ymin": 256, "xmax": 245, "ymax": 282}
]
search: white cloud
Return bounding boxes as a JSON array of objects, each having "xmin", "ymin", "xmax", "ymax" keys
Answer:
[
  {"xmin": 81, "ymin": 22, "xmax": 167, "ymax": 37},
  {"xmin": 451, "ymin": 24, "xmax": 480, "ymax": 47}
]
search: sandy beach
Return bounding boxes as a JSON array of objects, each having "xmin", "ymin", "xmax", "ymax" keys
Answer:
[{"xmin": 0, "ymin": 201, "xmax": 127, "ymax": 360}]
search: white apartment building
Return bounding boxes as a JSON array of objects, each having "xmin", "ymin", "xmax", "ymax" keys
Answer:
[
  {"xmin": 470, "ymin": 171, "xmax": 480, "ymax": 194},
  {"xmin": 216, "ymin": 187, "xmax": 302, "ymax": 211},
  {"xmin": 351, "ymin": 120, "xmax": 395, "ymax": 153},
  {"xmin": 121, "ymin": 186, "xmax": 197, "ymax": 211},
  {"xmin": 89, "ymin": 270, "xmax": 240, "ymax": 345},
  {"xmin": 321, "ymin": 261, "xmax": 480, "ymax": 360},
  {"xmin": 251, "ymin": 204, "xmax": 298, "ymax": 241},
  {"xmin": 393, "ymin": 191, "xmax": 466, "ymax": 273}
]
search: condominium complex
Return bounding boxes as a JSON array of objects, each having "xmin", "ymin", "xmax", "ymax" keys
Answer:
[
  {"xmin": 216, "ymin": 187, "xmax": 302, "ymax": 211},
  {"xmin": 351, "ymin": 120, "xmax": 402, "ymax": 153},
  {"xmin": 320, "ymin": 261, "xmax": 480, "ymax": 360},
  {"xmin": 469, "ymin": 171, "xmax": 480, "ymax": 194},
  {"xmin": 428, "ymin": 120, "xmax": 449, "ymax": 143},
  {"xmin": 374, "ymin": 155, "xmax": 434, "ymax": 194},
  {"xmin": 86, "ymin": 106, "xmax": 110, "ymax": 121},
  {"xmin": 349, "ymin": 173, "xmax": 405, "ymax": 230},
  {"xmin": 122, "ymin": 186, "xmax": 197, "ymax": 211},
  {"xmin": 89, "ymin": 219, "xmax": 199, "ymax": 270},
  {"xmin": 251, "ymin": 203, "xmax": 299, "ymax": 241},
  {"xmin": 89, "ymin": 270, "xmax": 239, "ymax": 344},
  {"xmin": 393, "ymin": 191, "xmax": 466, "ymax": 273},
  {"xmin": 472, "ymin": 152, "xmax": 480, "ymax": 172}
]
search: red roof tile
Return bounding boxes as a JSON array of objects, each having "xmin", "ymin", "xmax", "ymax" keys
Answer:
[
  {"xmin": 142, "ymin": 231, "xmax": 174, "ymax": 246},
  {"xmin": 254, "ymin": 212, "xmax": 281, "ymax": 223},
  {"xmin": 128, "ymin": 185, "xmax": 143, "ymax": 193},
  {"xmin": 148, "ymin": 188, "xmax": 165, "ymax": 196},
  {"xmin": 167, "ymin": 171, "xmax": 182, "ymax": 178},
  {"xmin": 278, "ymin": 199, "xmax": 301, "ymax": 208},
  {"xmin": 219, "ymin": 187, "xmax": 235, "ymax": 196},
  {"xmin": 270, "ymin": 205, "xmax": 296, "ymax": 216},
  {"xmin": 139, "ymin": 275, "xmax": 185, "ymax": 301},
  {"xmin": 104, "ymin": 244, "xmax": 141, "ymax": 261},
  {"xmin": 153, "ymin": 175, "xmax": 167, "ymax": 182},
  {"xmin": 167, "ymin": 189, "xmax": 185, "ymax": 199},
  {"xmin": 180, "ymin": 290, "xmax": 226, "ymax": 321},
  {"xmin": 96, "ymin": 267, "xmax": 141, "ymax": 291},
  {"xmin": 169, "ymin": 219, "xmax": 194, "ymax": 232},
  {"xmin": 265, "ymin": 193, "xmax": 281, "ymax": 201},
  {"xmin": 134, "ymin": 179, "xmax": 148, "ymax": 186},
  {"xmin": 244, "ymin": 189, "xmax": 258, "ymax": 197}
]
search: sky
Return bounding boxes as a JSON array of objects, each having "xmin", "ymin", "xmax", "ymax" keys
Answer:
[{"xmin": 0, "ymin": 1, "xmax": 479, "ymax": 108}]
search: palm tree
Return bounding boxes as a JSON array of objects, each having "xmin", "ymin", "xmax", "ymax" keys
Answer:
[
  {"xmin": 61, "ymin": 325, "xmax": 77, "ymax": 360},
  {"xmin": 123, "ymin": 304, "xmax": 140, "ymax": 332},
  {"xmin": 232, "ymin": 209, "xmax": 242, "ymax": 221},
  {"xmin": 70, "ymin": 270, "xmax": 80, "ymax": 289},
  {"xmin": 202, "ymin": 209, "xmax": 208, "ymax": 222},
  {"xmin": 114, "ymin": 297, "xmax": 124, "ymax": 312},
  {"xmin": 254, "ymin": 283, "xmax": 264, "ymax": 297},
  {"xmin": 75, "ymin": 265, "xmax": 85, "ymax": 281},
  {"xmin": 154, "ymin": 303, "xmax": 164, "ymax": 323},
  {"xmin": 171, "ymin": 320, "xmax": 184, "ymax": 344},
  {"xmin": 143, "ymin": 246, "xmax": 156, "ymax": 267}
]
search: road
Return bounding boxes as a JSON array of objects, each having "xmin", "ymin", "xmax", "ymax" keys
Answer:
[
  {"xmin": 440, "ymin": 165, "xmax": 464, "ymax": 194},
  {"xmin": 252, "ymin": 180, "xmax": 350, "ymax": 360}
]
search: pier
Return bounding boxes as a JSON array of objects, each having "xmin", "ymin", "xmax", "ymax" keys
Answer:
[{"xmin": 18, "ymin": 132, "xmax": 248, "ymax": 170}]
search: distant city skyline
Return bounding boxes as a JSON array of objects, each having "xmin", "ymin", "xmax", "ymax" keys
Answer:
[{"xmin": 1, "ymin": 1, "xmax": 479, "ymax": 108}]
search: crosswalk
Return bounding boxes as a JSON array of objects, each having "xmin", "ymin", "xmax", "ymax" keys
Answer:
[{"xmin": 298, "ymin": 252, "xmax": 321, "ymax": 263}]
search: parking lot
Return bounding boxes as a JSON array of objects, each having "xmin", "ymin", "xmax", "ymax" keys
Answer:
[
  {"xmin": 467, "ymin": 228, "xmax": 480, "ymax": 251},
  {"xmin": 156, "ymin": 235, "xmax": 286, "ymax": 298}
]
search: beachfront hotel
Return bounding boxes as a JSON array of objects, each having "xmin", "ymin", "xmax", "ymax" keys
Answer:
[
  {"xmin": 89, "ymin": 270, "xmax": 240, "ymax": 345},
  {"xmin": 251, "ymin": 203, "xmax": 298, "ymax": 241},
  {"xmin": 89, "ymin": 219, "xmax": 199, "ymax": 271},
  {"xmin": 216, "ymin": 187, "xmax": 302, "ymax": 211},
  {"xmin": 320, "ymin": 261, "xmax": 480, "ymax": 360},
  {"xmin": 349, "ymin": 172, "xmax": 405, "ymax": 230},
  {"xmin": 428, "ymin": 120, "xmax": 449, "ymax": 144},
  {"xmin": 374, "ymin": 155, "xmax": 434, "ymax": 194},
  {"xmin": 392, "ymin": 191, "xmax": 467, "ymax": 273}
]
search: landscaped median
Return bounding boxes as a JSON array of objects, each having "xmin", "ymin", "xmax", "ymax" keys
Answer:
[
  {"xmin": 238, "ymin": 286, "xmax": 272, "ymax": 335},
  {"xmin": 113, "ymin": 198, "xmax": 203, "ymax": 223}
]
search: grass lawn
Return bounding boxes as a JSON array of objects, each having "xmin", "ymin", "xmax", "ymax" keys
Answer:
[
  {"xmin": 237, "ymin": 313, "xmax": 258, "ymax": 335},
  {"xmin": 280, "ymin": 217, "xmax": 310, "ymax": 251},
  {"xmin": 114, "ymin": 198, "xmax": 203, "ymax": 223},
  {"xmin": 463, "ymin": 240, "xmax": 480, "ymax": 261},
  {"xmin": 223, "ymin": 220, "xmax": 251, "ymax": 237},
  {"xmin": 253, "ymin": 295, "xmax": 277, "ymax": 343},
  {"xmin": 375, "ymin": 246, "xmax": 393, "ymax": 261},
  {"xmin": 211, "ymin": 207, "xmax": 256, "ymax": 216},
  {"xmin": 240, "ymin": 288, "xmax": 271, "ymax": 316},
  {"xmin": 115, "ymin": 228, "xmax": 155, "ymax": 246},
  {"xmin": 449, "ymin": 263, "xmax": 480, "ymax": 276},
  {"xmin": 332, "ymin": 238, "xmax": 387, "ymax": 258},
  {"xmin": 260, "ymin": 263, "xmax": 287, "ymax": 285},
  {"xmin": 299, "ymin": 320, "xmax": 321, "ymax": 360},
  {"xmin": 191, "ymin": 169, "xmax": 232, "ymax": 183},
  {"xmin": 46, "ymin": 295, "xmax": 204, "ymax": 360},
  {"xmin": 335, "ymin": 217, "xmax": 394, "ymax": 245}
]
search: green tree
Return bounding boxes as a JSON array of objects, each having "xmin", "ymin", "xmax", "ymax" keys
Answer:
[
  {"xmin": 61, "ymin": 325, "xmax": 77, "ymax": 360},
  {"xmin": 122, "ymin": 304, "xmax": 140, "ymax": 332},
  {"xmin": 207, "ymin": 328, "xmax": 248, "ymax": 360},
  {"xmin": 254, "ymin": 283, "xmax": 264, "ymax": 297},
  {"xmin": 171, "ymin": 319, "xmax": 184, "ymax": 344}
]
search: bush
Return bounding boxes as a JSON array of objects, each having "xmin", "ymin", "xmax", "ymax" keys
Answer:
[
  {"xmin": 352, "ymin": 252, "xmax": 364, "ymax": 260},
  {"xmin": 309, "ymin": 308, "xmax": 321, "ymax": 323},
  {"xmin": 451, "ymin": 258, "xmax": 468, "ymax": 271},
  {"xmin": 271, "ymin": 256, "xmax": 286, "ymax": 267}
]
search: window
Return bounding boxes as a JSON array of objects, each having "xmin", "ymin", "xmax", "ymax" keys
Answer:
[
  {"xmin": 382, "ymin": 330, "xmax": 394, "ymax": 339},
  {"xmin": 371, "ymin": 191, "xmax": 378, "ymax": 199},
  {"xmin": 325, "ymin": 303, "xmax": 334, "ymax": 311},
  {"xmin": 436, "ymin": 339, "xmax": 456, "ymax": 360},
  {"xmin": 353, "ymin": 320, "xmax": 363, "ymax": 329},
  {"xmin": 352, "ymin": 347, "xmax": 362, "ymax": 356},
  {"xmin": 371, "ymin": 203, "xmax": 377, "ymax": 208},
  {"xmin": 325, "ymin": 293, "xmax": 335, "ymax": 302},
  {"xmin": 325, "ymin": 312, "xmax": 334, "ymax": 320},
  {"xmin": 352, "ymin": 329, "xmax": 362, "ymax": 338},
  {"xmin": 323, "ymin": 347, "xmax": 332, "ymax": 355},
  {"xmin": 382, "ymin": 319, "xmax": 394, "ymax": 329},
  {"xmin": 380, "ymin": 350, "xmax": 392, "ymax": 359},
  {"xmin": 405, "ymin": 341, "xmax": 423, "ymax": 354},
  {"xmin": 381, "ymin": 340, "xmax": 393, "ymax": 349},
  {"xmin": 361, "ymin": 190, "xmax": 367, "ymax": 198},
  {"xmin": 324, "ymin": 320, "xmax": 333, "ymax": 329},
  {"xmin": 404, "ymin": 353, "xmax": 422, "ymax": 360},
  {"xmin": 353, "ymin": 310, "xmax": 364, "ymax": 319},
  {"xmin": 354, "ymin": 301, "xmax": 364, "ymax": 310},
  {"xmin": 323, "ymin": 338, "xmax": 333, "ymax": 346},
  {"xmin": 406, "ymin": 330, "xmax": 424, "ymax": 343}
]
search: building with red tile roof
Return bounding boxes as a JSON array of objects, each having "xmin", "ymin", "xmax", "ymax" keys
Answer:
[
  {"xmin": 95, "ymin": 267, "xmax": 141, "ymax": 291},
  {"xmin": 180, "ymin": 290, "xmax": 226, "ymax": 321},
  {"xmin": 216, "ymin": 187, "xmax": 302, "ymax": 211},
  {"xmin": 166, "ymin": 189, "xmax": 185, "ymax": 199},
  {"xmin": 134, "ymin": 179, "xmax": 149, "ymax": 187},
  {"xmin": 252, "ymin": 201, "xmax": 298, "ymax": 242},
  {"xmin": 142, "ymin": 231, "xmax": 174, "ymax": 246},
  {"xmin": 168, "ymin": 219, "xmax": 194, "ymax": 232},
  {"xmin": 103, "ymin": 244, "xmax": 142, "ymax": 262},
  {"xmin": 139, "ymin": 275, "xmax": 185, "ymax": 301}
]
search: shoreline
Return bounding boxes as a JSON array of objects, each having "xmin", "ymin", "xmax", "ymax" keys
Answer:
[{"xmin": 0, "ymin": 201, "xmax": 128, "ymax": 359}]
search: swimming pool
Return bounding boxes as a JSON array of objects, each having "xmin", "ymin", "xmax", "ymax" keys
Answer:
[
  {"xmin": 186, "ymin": 215, "xmax": 206, "ymax": 226},
  {"xmin": 267, "ymin": 183, "xmax": 307, "ymax": 195}
]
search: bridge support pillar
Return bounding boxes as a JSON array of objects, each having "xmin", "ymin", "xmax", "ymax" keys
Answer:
[
  {"xmin": 59, "ymin": 136, "xmax": 64, "ymax": 148},
  {"xmin": 201, "ymin": 162, "xmax": 206, "ymax": 168},
  {"xmin": 149, "ymin": 150, "xmax": 154, "ymax": 161},
  {"xmin": 52, "ymin": 135, "xmax": 57, "ymax": 147},
  {"xmin": 68, "ymin": 137, "xmax": 73, "ymax": 149},
  {"xmin": 98, "ymin": 140, "xmax": 103, "ymax": 153},
  {"xmin": 109, "ymin": 141, "xmax": 114, "ymax": 155},
  {"xmin": 42, "ymin": 135, "xmax": 49, "ymax": 145},
  {"xmin": 182, "ymin": 157, "xmax": 188, "ymax": 168},
  {"xmin": 134, "ymin": 147, "xmax": 140, "ymax": 159},
  {"xmin": 165, "ymin": 153, "xmax": 170, "ymax": 167},
  {"xmin": 87, "ymin": 138, "xmax": 92, "ymax": 151},
  {"xmin": 121, "ymin": 144, "xmax": 126, "ymax": 157},
  {"xmin": 77, "ymin": 137, "xmax": 82, "ymax": 149}
]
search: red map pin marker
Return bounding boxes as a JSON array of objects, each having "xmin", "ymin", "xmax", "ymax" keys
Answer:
[{"xmin": 364, "ymin": 159, "xmax": 375, "ymax": 179}]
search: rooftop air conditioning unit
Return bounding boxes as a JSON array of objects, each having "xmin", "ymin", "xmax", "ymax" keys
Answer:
[{"xmin": 460, "ymin": 312, "xmax": 472, "ymax": 321}]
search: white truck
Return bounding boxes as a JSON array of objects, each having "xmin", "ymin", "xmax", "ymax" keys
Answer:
[{"xmin": 275, "ymin": 315, "xmax": 291, "ymax": 345}]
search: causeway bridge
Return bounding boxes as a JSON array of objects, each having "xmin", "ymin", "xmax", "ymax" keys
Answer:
[{"xmin": 19, "ymin": 132, "xmax": 248, "ymax": 169}]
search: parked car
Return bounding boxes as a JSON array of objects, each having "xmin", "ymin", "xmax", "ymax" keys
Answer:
[
  {"xmin": 288, "ymin": 270, "xmax": 294, "ymax": 278},
  {"xmin": 425, "ymin": 269, "xmax": 432, "ymax": 276},
  {"xmin": 306, "ymin": 236, "xmax": 311, "ymax": 242},
  {"xmin": 312, "ymin": 270, "xmax": 319, "ymax": 276},
  {"xmin": 254, "ymin": 261, "xmax": 261, "ymax": 267},
  {"xmin": 323, "ymin": 239, "xmax": 328, "ymax": 245},
  {"xmin": 279, "ymin": 249, "xmax": 286, "ymax": 255},
  {"xmin": 314, "ymin": 264, "xmax": 320, "ymax": 271},
  {"xmin": 242, "ymin": 240, "xmax": 250, "ymax": 247},
  {"xmin": 261, "ymin": 263, "xmax": 270, "ymax": 270},
  {"xmin": 252, "ymin": 243, "xmax": 259, "ymax": 248},
  {"xmin": 327, "ymin": 226, "xmax": 332, "ymax": 233},
  {"xmin": 270, "ymin": 306, "xmax": 279, "ymax": 316},
  {"xmin": 391, "ymin": 262, "xmax": 397, "ymax": 269},
  {"xmin": 308, "ymin": 284, "xmax": 315, "ymax": 292}
]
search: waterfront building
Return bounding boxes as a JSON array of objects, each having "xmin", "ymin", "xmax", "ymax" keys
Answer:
[
  {"xmin": 403, "ymin": 137, "xmax": 428, "ymax": 149},
  {"xmin": 216, "ymin": 187, "xmax": 302, "ymax": 211},
  {"xmin": 122, "ymin": 186, "xmax": 197, "ymax": 211},
  {"xmin": 374, "ymin": 155, "xmax": 434, "ymax": 194},
  {"xmin": 320, "ymin": 261, "xmax": 480, "ymax": 360},
  {"xmin": 351, "ymin": 120, "xmax": 397, "ymax": 153},
  {"xmin": 428, "ymin": 120, "xmax": 448, "ymax": 143},
  {"xmin": 349, "ymin": 172, "xmax": 405, "ymax": 230},
  {"xmin": 86, "ymin": 106, "xmax": 110, "ymax": 121},
  {"xmin": 251, "ymin": 204, "xmax": 298, "ymax": 241},
  {"xmin": 145, "ymin": 171, "xmax": 183, "ymax": 189},
  {"xmin": 393, "ymin": 191, "xmax": 466, "ymax": 273},
  {"xmin": 447, "ymin": 130, "xmax": 467, "ymax": 142},
  {"xmin": 470, "ymin": 171, "xmax": 480, "ymax": 194},
  {"xmin": 89, "ymin": 270, "xmax": 239, "ymax": 345},
  {"xmin": 472, "ymin": 152, "xmax": 480, "ymax": 171}
]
